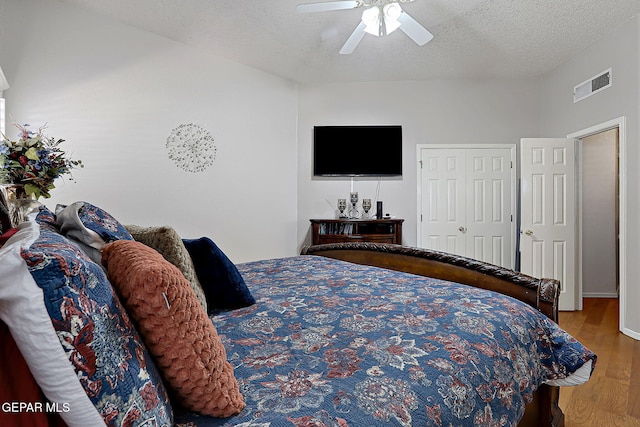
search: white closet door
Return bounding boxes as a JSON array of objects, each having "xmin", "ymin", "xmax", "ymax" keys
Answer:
[
  {"xmin": 418, "ymin": 145, "xmax": 515, "ymax": 269},
  {"xmin": 420, "ymin": 148, "xmax": 466, "ymax": 256},
  {"xmin": 465, "ymin": 149, "xmax": 513, "ymax": 267}
]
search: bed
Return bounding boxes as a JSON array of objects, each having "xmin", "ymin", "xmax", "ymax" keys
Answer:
[
  {"xmin": 173, "ymin": 243, "xmax": 594, "ymax": 427},
  {"xmin": 0, "ymin": 203, "xmax": 596, "ymax": 427}
]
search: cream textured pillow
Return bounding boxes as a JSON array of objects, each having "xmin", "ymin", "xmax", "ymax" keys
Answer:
[
  {"xmin": 102, "ymin": 240, "xmax": 245, "ymax": 417},
  {"xmin": 125, "ymin": 224, "xmax": 207, "ymax": 313}
]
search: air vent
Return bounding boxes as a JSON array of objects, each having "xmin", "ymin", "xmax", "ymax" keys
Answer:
[{"xmin": 574, "ymin": 68, "xmax": 612, "ymax": 103}]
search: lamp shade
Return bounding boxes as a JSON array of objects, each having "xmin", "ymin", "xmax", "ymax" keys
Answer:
[{"xmin": 0, "ymin": 66, "xmax": 9, "ymax": 92}]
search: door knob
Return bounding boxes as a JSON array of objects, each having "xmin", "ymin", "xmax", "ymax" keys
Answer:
[
  {"xmin": 523, "ymin": 229, "xmax": 533, "ymax": 236},
  {"xmin": 458, "ymin": 226, "xmax": 466, "ymax": 233}
]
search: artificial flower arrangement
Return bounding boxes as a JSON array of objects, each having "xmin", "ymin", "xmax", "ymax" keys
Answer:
[{"xmin": 0, "ymin": 122, "xmax": 83, "ymax": 199}]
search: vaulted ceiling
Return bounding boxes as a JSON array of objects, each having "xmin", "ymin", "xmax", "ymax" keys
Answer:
[{"xmin": 58, "ymin": 0, "xmax": 640, "ymax": 84}]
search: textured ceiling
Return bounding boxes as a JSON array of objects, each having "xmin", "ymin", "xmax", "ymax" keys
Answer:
[{"xmin": 58, "ymin": 0, "xmax": 640, "ymax": 84}]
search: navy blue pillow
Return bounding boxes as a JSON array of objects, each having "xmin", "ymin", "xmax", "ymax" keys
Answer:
[{"xmin": 182, "ymin": 237, "xmax": 255, "ymax": 312}]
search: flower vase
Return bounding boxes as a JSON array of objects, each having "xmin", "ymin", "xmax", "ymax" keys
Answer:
[{"xmin": 0, "ymin": 184, "xmax": 39, "ymax": 230}]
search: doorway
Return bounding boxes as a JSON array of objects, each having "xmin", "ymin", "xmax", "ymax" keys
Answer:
[
  {"xmin": 568, "ymin": 117, "xmax": 628, "ymax": 336},
  {"xmin": 580, "ymin": 128, "xmax": 619, "ymax": 298}
]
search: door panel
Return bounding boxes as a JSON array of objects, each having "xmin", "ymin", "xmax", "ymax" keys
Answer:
[{"xmin": 520, "ymin": 138, "xmax": 577, "ymax": 310}]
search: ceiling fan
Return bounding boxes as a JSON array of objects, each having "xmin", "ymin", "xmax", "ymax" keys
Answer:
[{"xmin": 296, "ymin": 0, "xmax": 433, "ymax": 54}]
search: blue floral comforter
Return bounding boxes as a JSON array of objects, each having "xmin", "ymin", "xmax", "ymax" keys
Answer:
[{"xmin": 176, "ymin": 256, "xmax": 596, "ymax": 427}]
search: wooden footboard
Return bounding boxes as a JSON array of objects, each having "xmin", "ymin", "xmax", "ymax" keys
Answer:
[{"xmin": 301, "ymin": 242, "xmax": 564, "ymax": 427}]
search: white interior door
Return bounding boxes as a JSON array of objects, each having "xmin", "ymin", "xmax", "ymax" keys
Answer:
[
  {"xmin": 418, "ymin": 145, "xmax": 515, "ymax": 268},
  {"xmin": 520, "ymin": 138, "xmax": 578, "ymax": 310},
  {"xmin": 465, "ymin": 149, "xmax": 513, "ymax": 267},
  {"xmin": 420, "ymin": 148, "xmax": 466, "ymax": 255}
]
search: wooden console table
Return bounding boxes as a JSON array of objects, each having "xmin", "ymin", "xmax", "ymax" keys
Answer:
[{"xmin": 310, "ymin": 218, "xmax": 404, "ymax": 245}]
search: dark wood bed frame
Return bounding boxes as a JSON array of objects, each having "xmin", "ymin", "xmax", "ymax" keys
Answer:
[{"xmin": 301, "ymin": 242, "xmax": 564, "ymax": 427}]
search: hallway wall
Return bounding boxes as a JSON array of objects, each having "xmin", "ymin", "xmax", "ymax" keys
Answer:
[{"xmin": 582, "ymin": 128, "xmax": 619, "ymax": 297}]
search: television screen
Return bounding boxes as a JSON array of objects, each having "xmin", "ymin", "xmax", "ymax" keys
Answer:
[{"xmin": 313, "ymin": 125, "xmax": 402, "ymax": 176}]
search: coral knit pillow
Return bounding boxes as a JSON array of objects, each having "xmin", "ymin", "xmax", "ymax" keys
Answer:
[{"xmin": 101, "ymin": 240, "xmax": 245, "ymax": 418}]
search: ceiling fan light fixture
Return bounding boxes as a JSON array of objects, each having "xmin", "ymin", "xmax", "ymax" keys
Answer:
[
  {"xmin": 361, "ymin": 6, "xmax": 381, "ymax": 36},
  {"xmin": 361, "ymin": 2, "xmax": 402, "ymax": 37},
  {"xmin": 383, "ymin": 3, "xmax": 402, "ymax": 34},
  {"xmin": 297, "ymin": 0, "xmax": 431, "ymax": 54}
]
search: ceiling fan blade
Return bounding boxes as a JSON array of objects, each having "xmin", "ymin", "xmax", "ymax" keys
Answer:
[
  {"xmin": 296, "ymin": 1, "xmax": 359, "ymax": 14},
  {"xmin": 397, "ymin": 11, "xmax": 433, "ymax": 46},
  {"xmin": 339, "ymin": 21, "xmax": 367, "ymax": 54}
]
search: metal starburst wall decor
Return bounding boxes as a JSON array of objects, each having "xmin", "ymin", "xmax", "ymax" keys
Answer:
[{"xmin": 166, "ymin": 123, "xmax": 217, "ymax": 173}]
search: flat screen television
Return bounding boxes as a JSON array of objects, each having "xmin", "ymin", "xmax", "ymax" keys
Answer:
[{"xmin": 313, "ymin": 125, "xmax": 402, "ymax": 177}]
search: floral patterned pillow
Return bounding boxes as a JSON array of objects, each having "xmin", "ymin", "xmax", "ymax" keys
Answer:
[
  {"xmin": 56, "ymin": 201, "xmax": 133, "ymax": 263},
  {"xmin": 0, "ymin": 215, "xmax": 172, "ymax": 426},
  {"xmin": 75, "ymin": 201, "xmax": 133, "ymax": 242}
]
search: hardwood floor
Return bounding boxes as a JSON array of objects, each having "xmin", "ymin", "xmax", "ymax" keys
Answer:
[{"xmin": 558, "ymin": 298, "xmax": 640, "ymax": 426}]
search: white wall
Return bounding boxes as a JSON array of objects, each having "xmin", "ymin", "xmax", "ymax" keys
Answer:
[
  {"xmin": 0, "ymin": 0, "xmax": 299, "ymax": 263},
  {"xmin": 297, "ymin": 79, "xmax": 541, "ymax": 248},
  {"xmin": 539, "ymin": 16, "xmax": 639, "ymax": 337}
]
